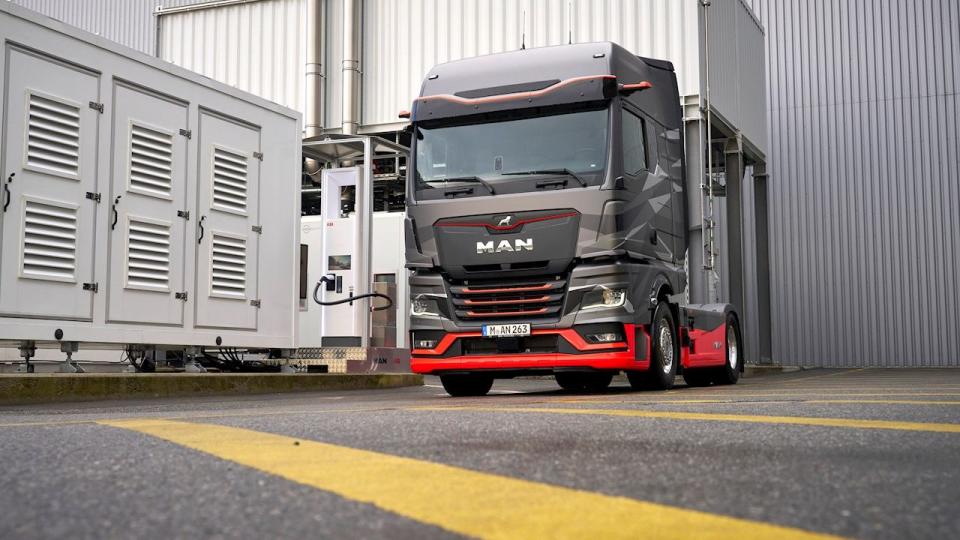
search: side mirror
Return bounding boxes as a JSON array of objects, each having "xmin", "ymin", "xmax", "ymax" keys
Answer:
[
  {"xmin": 618, "ymin": 81, "xmax": 653, "ymax": 96},
  {"xmin": 398, "ymin": 110, "xmax": 411, "ymax": 119}
]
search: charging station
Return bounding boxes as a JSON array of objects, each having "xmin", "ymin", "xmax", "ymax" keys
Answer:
[{"xmin": 296, "ymin": 135, "xmax": 410, "ymax": 373}]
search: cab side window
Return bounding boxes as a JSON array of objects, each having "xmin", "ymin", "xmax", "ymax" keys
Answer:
[{"xmin": 621, "ymin": 109, "xmax": 648, "ymax": 175}]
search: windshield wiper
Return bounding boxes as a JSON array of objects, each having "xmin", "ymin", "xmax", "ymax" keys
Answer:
[
  {"xmin": 433, "ymin": 176, "xmax": 496, "ymax": 195},
  {"xmin": 500, "ymin": 169, "xmax": 587, "ymax": 187}
]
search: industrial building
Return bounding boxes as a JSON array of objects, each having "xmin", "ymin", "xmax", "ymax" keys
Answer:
[{"xmin": 5, "ymin": 0, "xmax": 960, "ymax": 368}]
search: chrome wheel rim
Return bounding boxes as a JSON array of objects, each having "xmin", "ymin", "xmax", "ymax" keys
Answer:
[
  {"xmin": 727, "ymin": 324, "xmax": 738, "ymax": 370},
  {"xmin": 658, "ymin": 324, "xmax": 674, "ymax": 374}
]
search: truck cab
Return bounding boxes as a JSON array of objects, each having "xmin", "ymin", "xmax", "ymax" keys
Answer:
[{"xmin": 404, "ymin": 43, "xmax": 742, "ymax": 396}]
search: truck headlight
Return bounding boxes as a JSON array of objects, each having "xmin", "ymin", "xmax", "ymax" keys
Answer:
[
  {"xmin": 412, "ymin": 295, "xmax": 440, "ymax": 316},
  {"xmin": 582, "ymin": 287, "xmax": 626, "ymax": 310}
]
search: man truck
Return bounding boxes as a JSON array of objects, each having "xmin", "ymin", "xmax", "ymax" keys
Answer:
[{"xmin": 404, "ymin": 42, "xmax": 743, "ymax": 397}]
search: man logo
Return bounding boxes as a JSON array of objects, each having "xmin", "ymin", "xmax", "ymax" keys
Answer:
[
  {"xmin": 496, "ymin": 215, "xmax": 513, "ymax": 227},
  {"xmin": 477, "ymin": 239, "xmax": 533, "ymax": 254}
]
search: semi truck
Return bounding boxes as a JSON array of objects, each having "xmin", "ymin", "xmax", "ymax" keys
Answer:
[{"xmin": 404, "ymin": 42, "xmax": 742, "ymax": 397}]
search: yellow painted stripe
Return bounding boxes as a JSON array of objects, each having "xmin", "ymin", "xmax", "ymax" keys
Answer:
[
  {"xmin": 806, "ymin": 400, "xmax": 960, "ymax": 406},
  {"xmin": 560, "ymin": 392, "xmax": 960, "ymax": 402},
  {"xmin": 420, "ymin": 407, "xmax": 960, "ymax": 434},
  {"xmin": 99, "ymin": 418, "xmax": 837, "ymax": 540},
  {"xmin": 560, "ymin": 399, "xmax": 960, "ymax": 406}
]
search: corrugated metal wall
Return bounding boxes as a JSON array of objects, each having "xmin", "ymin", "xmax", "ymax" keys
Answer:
[
  {"xmin": 10, "ymin": 0, "xmax": 159, "ymax": 53},
  {"xmin": 159, "ymin": 0, "xmax": 307, "ymax": 114},
  {"xmin": 363, "ymin": 0, "xmax": 702, "ymax": 128},
  {"xmin": 9, "ymin": 0, "xmax": 211, "ymax": 54},
  {"xmin": 755, "ymin": 0, "xmax": 960, "ymax": 367}
]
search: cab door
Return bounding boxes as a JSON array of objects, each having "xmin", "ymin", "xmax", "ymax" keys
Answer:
[{"xmin": 619, "ymin": 105, "xmax": 675, "ymax": 262}]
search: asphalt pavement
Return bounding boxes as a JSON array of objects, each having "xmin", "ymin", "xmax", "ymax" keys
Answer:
[{"xmin": 1, "ymin": 368, "xmax": 958, "ymax": 539}]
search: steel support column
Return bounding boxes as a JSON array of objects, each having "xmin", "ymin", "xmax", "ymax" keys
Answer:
[
  {"xmin": 684, "ymin": 117, "xmax": 707, "ymax": 304},
  {"xmin": 354, "ymin": 137, "xmax": 373, "ymax": 347},
  {"xmin": 724, "ymin": 138, "xmax": 745, "ymax": 314},
  {"xmin": 753, "ymin": 164, "xmax": 773, "ymax": 364}
]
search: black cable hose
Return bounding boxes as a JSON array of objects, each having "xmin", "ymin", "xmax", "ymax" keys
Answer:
[{"xmin": 312, "ymin": 281, "xmax": 394, "ymax": 311}]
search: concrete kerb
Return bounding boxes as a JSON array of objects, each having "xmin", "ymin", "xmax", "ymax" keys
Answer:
[{"xmin": 0, "ymin": 373, "xmax": 423, "ymax": 406}]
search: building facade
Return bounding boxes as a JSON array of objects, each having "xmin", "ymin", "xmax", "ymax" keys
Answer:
[{"xmin": 11, "ymin": 0, "xmax": 960, "ymax": 367}]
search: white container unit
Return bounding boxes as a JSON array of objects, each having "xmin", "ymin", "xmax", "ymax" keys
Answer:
[{"xmin": 0, "ymin": 3, "xmax": 302, "ymax": 349}]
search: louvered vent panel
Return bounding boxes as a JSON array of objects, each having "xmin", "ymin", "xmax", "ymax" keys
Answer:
[
  {"xmin": 211, "ymin": 234, "xmax": 246, "ymax": 298},
  {"xmin": 26, "ymin": 93, "xmax": 81, "ymax": 177},
  {"xmin": 126, "ymin": 219, "xmax": 171, "ymax": 290},
  {"xmin": 212, "ymin": 148, "xmax": 248, "ymax": 213},
  {"xmin": 129, "ymin": 124, "xmax": 173, "ymax": 198},
  {"xmin": 22, "ymin": 199, "xmax": 78, "ymax": 281}
]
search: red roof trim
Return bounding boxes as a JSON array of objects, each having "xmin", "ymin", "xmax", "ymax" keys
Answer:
[{"xmin": 415, "ymin": 75, "xmax": 616, "ymax": 106}]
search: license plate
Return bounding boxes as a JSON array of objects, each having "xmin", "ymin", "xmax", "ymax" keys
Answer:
[{"xmin": 482, "ymin": 323, "xmax": 531, "ymax": 337}]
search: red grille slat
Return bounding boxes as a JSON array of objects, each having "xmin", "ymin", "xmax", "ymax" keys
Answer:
[
  {"xmin": 463, "ymin": 295, "xmax": 552, "ymax": 306},
  {"xmin": 466, "ymin": 308, "xmax": 549, "ymax": 317},
  {"xmin": 448, "ymin": 275, "xmax": 567, "ymax": 321}
]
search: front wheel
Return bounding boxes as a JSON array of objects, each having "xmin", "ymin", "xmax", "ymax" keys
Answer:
[
  {"xmin": 440, "ymin": 374, "xmax": 494, "ymax": 397},
  {"xmin": 628, "ymin": 301, "xmax": 678, "ymax": 390},
  {"xmin": 712, "ymin": 314, "xmax": 742, "ymax": 385}
]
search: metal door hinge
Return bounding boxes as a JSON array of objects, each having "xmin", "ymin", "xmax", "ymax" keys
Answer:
[
  {"xmin": 85, "ymin": 192, "xmax": 101, "ymax": 203},
  {"xmin": 253, "ymin": 151, "xmax": 264, "ymax": 161},
  {"xmin": 89, "ymin": 101, "xmax": 104, "ymax": 113},
  {"xmin": 177, "ymin": 210, "xmax": 190, "ymax": 220},
  {"xmin": 251, "ymin": 225, "xmax": 262, "ymax": 234},
  {"xmin": 179, "ymin": 128, "xmax": 192, "ymax": 139},
  {"xmin": 250, "ymin": 299, "xmax": 261, "ymax": 308},
  {"xmin": 82, "ymin": 282, "xmax": 99, "ymax": 293},
  {"xmin": 175, "ymin": 292, "xmax": 188, "ymax": 301}
]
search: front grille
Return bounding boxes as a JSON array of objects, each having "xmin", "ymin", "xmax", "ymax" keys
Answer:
[{"xmin": 448, "ymin": 275, "xmax": 567, "ymax": 321}]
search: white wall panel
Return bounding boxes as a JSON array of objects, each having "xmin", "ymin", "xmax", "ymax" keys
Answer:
[
  {"xmin": 11, "ymin": 0, "xmax": 215, "ymax": 54},
  {"xmin": 362, "ymin": 0, "xmax": 704, "ymax": 129},
  {"xmin": 159, "ymin": 0, "xmax": 308, "ymax": 115}
]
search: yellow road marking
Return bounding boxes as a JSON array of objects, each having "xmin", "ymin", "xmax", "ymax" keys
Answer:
[
  {"xmin": 558, "ymin": 392, "xmax": 960, "ymax": 402},
  {"xmin": 98, "ymin": 418, "xmax": 837, "ymax": 540},
  {"xmin": 419, "ymin": 407, "xmax": 960, "ymax": 434},
  {"xmin": 559, "ymin": 399, "xmax": 960, "ymax": 406}
]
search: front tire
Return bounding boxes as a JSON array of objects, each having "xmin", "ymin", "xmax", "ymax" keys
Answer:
[
  {"xmin": 712, "ymin": 314, "xmax": 742, "ymax": 385},
  {"xmin": 440, "ymin": 374, "xmax": 494, "ymax": 397},
  {"xmin": 628, "ymin": 301, "xmax": 678, "ymax": 390},
  {"xmin": 555, "ymin": 372, "xmax": 613, "ymax": 393}
]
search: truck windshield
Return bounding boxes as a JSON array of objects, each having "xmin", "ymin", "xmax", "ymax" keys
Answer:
[{"xmin": 413, "ymin": 105, "xmax": 609, "ymax": 199}]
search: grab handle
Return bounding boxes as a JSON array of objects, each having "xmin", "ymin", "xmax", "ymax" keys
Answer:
[
  {"xmin": 111, "ymin": 195, "xmax": 122, "ymax": 230},
  {"xmin": 197, "ymin": 215, "xmax": 206, "ymax": 244},
  {"xmin": 2, "ymin": 173, "xmax": 13, "ymax": 213}
]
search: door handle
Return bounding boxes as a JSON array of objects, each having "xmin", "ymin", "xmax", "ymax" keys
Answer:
[
  {"xmin": 2, "ymin": 173, "xmax": 13, "ymax": 213},
  {"xmin": 111, "ymin": 195, "xmax": 121, "ymax": 230},
  {"xmin": 197, "ymin": 215, "xmax": 206, "ymax": 244}
]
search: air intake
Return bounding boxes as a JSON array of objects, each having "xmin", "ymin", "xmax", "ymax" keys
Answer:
[
  {"xmin": 22, "ymin": 199, "xmax": 78, "ymax": 281},
  {"xmin": 26, "ymin": 93, "xmax": 81, "ymax": 178},
  {"xmin": 126, "ymin": 218, "xmax": 171, "ymax": 290},
  {"xmin": 210, "ymin": 234, "xmax": 246, "ymax": 298},
  {"xmin": 212, "ymin": 147, "xmax": 248, "ymax": 214},
  {"xmin": 129, "ymin": 123, "xmax": 173, "ymax": 198}
]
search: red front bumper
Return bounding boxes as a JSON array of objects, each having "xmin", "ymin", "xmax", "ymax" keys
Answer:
[{"xmin": 411, "ymin": 325, "xmax": 650, "ymax": 374}]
